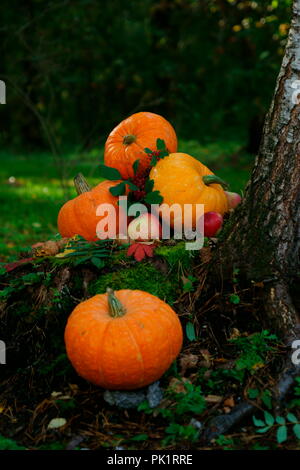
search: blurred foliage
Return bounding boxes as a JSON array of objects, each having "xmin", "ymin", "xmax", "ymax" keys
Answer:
[{"xmin": 0, "ymin": 0, "xmax": 293, "ymax": 151}]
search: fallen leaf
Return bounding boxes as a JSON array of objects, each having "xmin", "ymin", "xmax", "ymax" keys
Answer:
[
  {"xmin": 179, "ymin": 354, "xmax": 198, "ymax": 375},
  {"xmin": 205, "ymin": 394, "xmax": 223, "ymax": 404},
  {"xmin": 127, "ymin": 242, "xmax": 155, "ymax": 261},
  {"xmin": 55, "ymin": 249, "xmax": 76, "ymax": 258},
  {"xmin": 47, "ymin": 418, "xmax": 67, "ymax": 430},
  {"xmin": 229, "ymin": 328, "xmax": 241, "ymax": 340},
  {"xmin": 223, "ymin": 396, "xmax": 235, "ymax": 408},
  {"xmin": 168, "ymin": 377, "xmax": 191, "ymax": 394},
  {"xmin": 199, "ymin": 349, "xmax": 212, "ymax": 364}
]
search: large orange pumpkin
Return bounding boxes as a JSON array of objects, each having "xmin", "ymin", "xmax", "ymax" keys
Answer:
[
  {"xmin": 150, "ymin": 153, "xmax": 229, "ymax": 227},
  {"xmin": 57, "ymin": 174, "xmax": 123, "ymax": 241},
  {"xmin": 64, "ymin": 289, "xmax": 183, "ymax": 390},
  {"xmin": 104, "ymin": 112, "xmax": 178, "ymax": 179}
]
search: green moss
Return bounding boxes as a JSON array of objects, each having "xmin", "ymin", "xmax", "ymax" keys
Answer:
[
  {"xmin": 89, "ymin": 261, "xmax": 181, "ymax": 304},
  {"xmin": 0, "ymin": 435, "xmax": 26, "ymax": 450},
  {"xmin": 156, "ymin": 242, "xmax": 193, "ymax": 269},
  {"xmin": 38, "ymin": 442, "xmax": 67, "ymax": 451}
]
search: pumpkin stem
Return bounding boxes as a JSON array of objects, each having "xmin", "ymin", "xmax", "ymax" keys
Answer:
[
  {"xmin": 107, "ymin": 288, "xmax": 126, "ymax": 318},
  {"xmin": 202, "ymin": 174, "xmax": 229, "ymax": 190},
  {"xmin": 123, "ymin": 134, "xmax": 136, "ymax": 145},
  {"xmin": 74, "ymin": 173, "xmax": 91, "ymax": 195}
]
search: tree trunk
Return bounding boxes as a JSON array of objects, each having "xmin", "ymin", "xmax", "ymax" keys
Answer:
[{"xmin": 216, "ymin": 0, "xmax": 300, "ymax": 338}]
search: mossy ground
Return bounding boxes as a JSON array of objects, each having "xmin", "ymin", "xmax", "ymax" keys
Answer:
[{"xmin": 0, "ymin": 239, "xmax": 299, "ymax": 451}]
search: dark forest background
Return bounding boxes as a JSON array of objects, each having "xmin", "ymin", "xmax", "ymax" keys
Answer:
[{"xmin": 0, "ymin": 0, "xmax": 292, "ymax": 153}]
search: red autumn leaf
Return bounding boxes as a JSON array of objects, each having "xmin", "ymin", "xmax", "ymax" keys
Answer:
[
  {"xmin": 127, "ymin": 244, "xmax": 138, "ymax": 257},
  {"xmin": 4, "ymin": 258, "xmax": 34, "ymax": 273},
  {"xmin": 127, "ymin": 242, "xmax": 156, "ymax": 262},
  {"xmin": 142, "ymin": 244, "xmax": 155, "ymax": 257},
  {"xmin": 134, "ymin": 244, "xmax": 146, "ymax": 262}
]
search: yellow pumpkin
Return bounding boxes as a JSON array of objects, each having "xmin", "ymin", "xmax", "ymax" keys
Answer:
[{"xmin": 149, "ymin": 153, "xmax": 229, "ymax": 227}]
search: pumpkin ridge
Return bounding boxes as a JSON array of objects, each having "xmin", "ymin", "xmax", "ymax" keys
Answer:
[
  {"xmin": 95, "ymin": 319, "xmax": 113, "ymax": 387},
  {"xmin": 120, "ymin": 316, "xmax": 145, "ymax": 386},
  {"xmin": 124, "ymin": 296, "xmax": 182, "ymax": 367},
  {"xmin": 73, "ymin": 192, "xmax": 97, "ymax": 240}
]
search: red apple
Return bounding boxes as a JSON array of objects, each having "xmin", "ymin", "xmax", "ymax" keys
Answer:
[
  {"xmin": 203, "ymin": 211, "xmax": 223, "ymax": 237},
  {"xmin": 225, "ymin": 191, "xmax": 242, "ymax": 209},
  {"xmin": 127, "ymin": 213, "xmax": 162, "ymax": 241}
]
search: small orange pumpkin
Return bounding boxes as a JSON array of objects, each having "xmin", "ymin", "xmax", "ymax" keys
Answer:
[
  {"xmin": 150, "ymin": 153, "xmax": 229, "ymax": 227},
  {"xmin": 64, "ymin": 288, "xmax": 183, "ymax": 390},
  {"xmin": 104, "ymin": 112, "xmax": 178, "ymax": 179},
  {"xmin": 57, "ymin": 174, "xmax": 123, "ymax": 241}
]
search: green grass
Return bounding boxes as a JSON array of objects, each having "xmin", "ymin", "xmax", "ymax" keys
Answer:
[{"xmin": 0, "ymin": 139, "xmax": 253, "ymax": 260}]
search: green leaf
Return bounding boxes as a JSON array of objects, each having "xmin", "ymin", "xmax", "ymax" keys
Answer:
[
  {"xmin": 156, "ymin": 138, "xmax": 167, "ymax": 150},
  {"xmin": 276, "ymin": 425, "xmax": 287, "ymax": 444},
  {"xmin": 186, "ymin": 321, "xmax": 196, "ymax": 341},
  {"xmin": 256, "ymin": 426, "xmax": 271, "ymax": 434},
  {"xmin": 287, "ymin": 412, "xmax": 298, "ymax": 424},
  {"xmin": 229, "ymin": 293, "xmax": 240, "ymax": 304},
  {"xmin": 276, "ymin": 416, "xmax": 286, "ymax": 425},
  {"xmin": 248, "ymin": 388, "xmax": 259, "ymax": 399},
  {"xmin": 253, "ymin": 416, "xmax": 265, "ymax": 427},
  {"xmin": 61, "ymin": 250, "xmax": 91, "ymax": 257},
  {"xmin": 145, "ymin": 179, "xmax": 154, "ymax": 193},
  {"xmin": 0, "ymin": 267, "xmax": 7, "ymax": 276},
  {"xmin": 264, "ymin": 411, "xmax": 274, "ymax": 426},
  {"xmin": 158, "ymin": 150, "xmax": 169, "ymax": 158},
  {"xmin": 293, "ymin": 424, "xmax": 300, "ymax": 439},
  {"xmin": 110, "ymin": 182, "xmax": 126, "ymax": 196},
  {"xmin": 132, "ymin": 159, "xmax": 140, "ymax": 175},
  {"xmin": 144, "ymin": 191, "xmax": 163, "ymax": 205},
  {"xmin": 73, "ymin": 256, "xmax": 91, "ymax": 266},
  {"xmin": 150, "ymin": 155, "xmax": 158, "ymax": 166},
  {"xmin": 125, "ymin": 181, "xmax": 139, "ymax": 191},
  {"xmin": 183, "ymin": 280, "xmax": 194, "ymax": 292},
  {"xmin": 130, "ymin": 434, "xmax": 149, "ymax": 442},
  {"xmin": 144, "ymin": 147, "xmax": 153, "ymax": 155},
  {"xmin": 90, "ymin": 252, "xmax": 110, "ymax": 257},
  {"xmin": 261, "ymin": 389, "xmax": 272, "ymax": 409},
  {"xmin": 91, "ymin": 257, "xmax": 105, "ymax": 269},
  {"xmin": 99, "ymin": 164, "xmax": 122, "ymax": 180}
]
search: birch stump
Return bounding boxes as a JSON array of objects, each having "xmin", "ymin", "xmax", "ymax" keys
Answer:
[{"xmin": 215, "ymin": 0, "xmax": 300, "ymax": 338}]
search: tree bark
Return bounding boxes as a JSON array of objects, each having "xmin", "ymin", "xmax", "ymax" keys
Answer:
[{"xmin": 215, "ymin": 0, "xmax": 300, "ymax": 337}]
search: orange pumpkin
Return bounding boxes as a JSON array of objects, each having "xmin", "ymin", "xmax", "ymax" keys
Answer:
[
  {"xmin": 104, "ymin": 112, "xmax": 178, "ymax": 179},
  {"xmin": 150, "ymin": 153, "xmax": 229, "ymax": 227},
  {"xmin": 57, "ymin": 174, "xmax": 123, "ymax": 241},
  {"xmin": 64, "ymin": 289, "xmax": 183, "ymax": 390}
]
